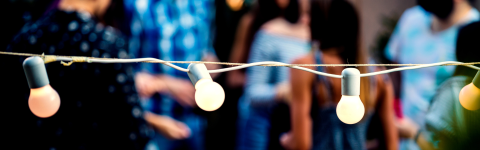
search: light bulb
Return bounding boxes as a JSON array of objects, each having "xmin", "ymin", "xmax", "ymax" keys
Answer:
[
  {"xmin": 226, "ymin": 0, "xmax": 244, "ymax": 11},
  {"xmin": 187, "ymin": 63, "xmax": 225, "ymax": 111},
  {"xmin": 336, "ymin": 95, "xmax": 365, "ymax": 124},
  {"xmin": 459, "ymin": 83, "xmax": 480, "ymax": 111},
  {"xmin": 337, "ymin": 68, "xmax": 364, "ymax": 124},
  {"xmin": 194, "ymin": 79, "xmax": 225, "ymax": 111},
  {"xmin": 29, "ymin": 85, "xmax": 61, "ymax": 118},
  {"xmin": 24, "ymin": 56, "xmax": 61, "ymax": 118}
]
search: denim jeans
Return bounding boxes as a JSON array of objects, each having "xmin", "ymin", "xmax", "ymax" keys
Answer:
[{"xmin": 237, "ymin": 100, "xmax": 290, "ymax": 150}]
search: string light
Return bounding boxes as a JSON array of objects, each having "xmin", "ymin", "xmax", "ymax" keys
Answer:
[
  {"xmin": 188, "ymin": 63, "xmax": 225, "ymax": 111},
  {"xmin": 459, "ymin": 71, "xmax": 480, "ymax": 110},
  {"xmin": 3, "ymin": 52, "xmax": 480, "ymax": 122},
  {"xmin": 23, "ymin": 57, "xmax": 60, "ymax": 118},
  {"xmin": 226, "ymin": 0, "xmax": 244, "ymax": 11},
  {"xmin": 337, "ymin": 68, "xmax": 364, "ymax": 124}
]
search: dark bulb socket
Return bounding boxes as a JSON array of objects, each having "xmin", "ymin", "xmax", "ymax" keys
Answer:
[
  {"xmin": 473, "ymin": 71, "xmax": 480, "ymax": 89},
  {"xmin": 23, "ymin": 57, "xmax": 50, "ymax": 89}
]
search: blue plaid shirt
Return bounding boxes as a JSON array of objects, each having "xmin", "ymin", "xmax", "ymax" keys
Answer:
[{"xmin": 124, "ymin": 0, "xmax": 216, "ymax": 116}]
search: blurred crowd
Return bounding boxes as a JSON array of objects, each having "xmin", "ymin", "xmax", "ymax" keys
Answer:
[{"xmin": 2, "ymin": 0, "xmax": 480, "ymax": 150}]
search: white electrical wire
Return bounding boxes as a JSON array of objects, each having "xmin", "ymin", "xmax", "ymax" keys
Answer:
[
  {"xmin": 2, "ymin": 51, "xmax": 480, "ymax": 78},
  {"xmin": 57, "ymin": 57, "xmax": 342, "ymax": 78},
  {"xmin": 57, "ymin": 57, "xmax": 190, "ymax": 72},
  {"xmin": 207, "ymin": 61, "xmax": 343, "ymax": 78},
  {"xmin": 80, "ymin": 57, "xmax": 480, "ymax": 79},
  {"xmin": 360, "ymin": 61, "xmax": 480, "ymax": 77}
]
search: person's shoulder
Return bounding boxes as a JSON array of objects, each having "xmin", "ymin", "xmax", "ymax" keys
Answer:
[
  {"xmin": 293, "ymin": 54, "xmax": 314, "ymax": 63},
  {"xmin": 261, "ymin": 18, "xmax": 288, "ymax": 33},
  {"xmin": 290, "ymin": 53, "xmax": 316, "ymax": 84},
  {"xmin": 402, "ymin": 6, "xmax": 429, "ymax": 19},
  {"xmin": 261, "ymin": 18, "xmax": 310, "ymax": 40},
  {"xmin": 467, "ymin": 7, "xmax": 480, "ymax": 21},
  {"xmin": 292, "ymin": 53, "xmax": 316, "ymax": 69},
  {"xmin": 396, "ymin": 6, "xmax": 430, "ymax": 30}
]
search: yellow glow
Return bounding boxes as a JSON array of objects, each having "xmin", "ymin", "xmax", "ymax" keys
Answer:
[
  {"xmin": 28, "ymin": 85, "xmax": 61, "ymax": 118},
  {"xmin": 226, "ymin": 0, "xmax": 244, "ymax": 11},
  {"xmin": 336, "ymin": 95, "xmax": 365, "ymax": 124},
  {"xmin": 194, "ymin": 79, "xmax": 225, "ymax": 111},
  {"xmin": 459, "ymin": 83, "xmax": 480, "ymax": 111}
]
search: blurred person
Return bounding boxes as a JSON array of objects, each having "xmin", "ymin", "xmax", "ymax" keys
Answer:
[
  {"xmin": 280, "ymin": 0, "xmax": 399, "ymax": 149},
  {"xmin": 209, "ymin": 0, "xmax": 256, "ymax": 149},
  {"xmin": 235, "ymin": 0, "xmax": 311, "ymax": 149},
  {"xmin": 414, "ymin": 21, "xmax": 480, "ymax": 150},
  {"xmin": 2, "ymin": 0, "xmax": 150, "ymax": 149},
  {"xmin": 0, "ymin": 0, "xmax": 58, "ymax": 56},
  {"xmin": 123, "ymin": 0, "xmax": 220, "ymax": 150},
  {"xmin": 227, "ymin": 0, "xmax": 310, "ymax": 88},
  {"xmin": 384, "ymin": 0, "xmax": 479, "ymax": 149},
  {"xmin": 227, "ymin": 11, "xmax": 254, "ymax": 89}
]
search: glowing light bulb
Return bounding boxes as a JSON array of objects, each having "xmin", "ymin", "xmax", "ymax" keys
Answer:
[
  {"xmin": 336, "ymin": 95, "xmax": 365, "ymax": 124},
  {"xmin": 187, "ymin": 63, "xmax": 225, "ymax": 111},
  {"xmin": 29, "ymin": 85, "xmax": 61, "ymax": 118},
  {"xmin": 24, "ymin": 56, "xmax": 61, "ymax": 118},
  {"xmin": 194, "ymin": 79, "xmax": 225, "ymax": 111},
  {"xmin": 226, "ymin": 0, "xmax": 244, "ymax": 11},
  {"xmin": 337, "ymin": 68, "xmax": 364, "ymax": 124},
  {"xmin": 459, "ymin": 71, "xmax": 480, "ymax": 110},
  {"xmin": 459, "ymin": 83, "xmax": 480, "ymax": 110}
]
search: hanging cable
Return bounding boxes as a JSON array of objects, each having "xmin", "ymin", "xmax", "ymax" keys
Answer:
[{"xmin": 1, "ymin": 51, "xmax": 480, "ymax": 78}]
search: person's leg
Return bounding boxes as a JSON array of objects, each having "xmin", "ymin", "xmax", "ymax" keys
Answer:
[
  {"xmin": 240, "ymin": 103, "xmax": 273, "ymax": 150},
  {"xmin": 236, "ymin": 96, "xmax": 250, "ymax": 150}
]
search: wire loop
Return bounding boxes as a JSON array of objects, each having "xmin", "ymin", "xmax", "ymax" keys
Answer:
[{"xmin": 61, "ymin": 61, "xmax": 74, "ymax": 66}]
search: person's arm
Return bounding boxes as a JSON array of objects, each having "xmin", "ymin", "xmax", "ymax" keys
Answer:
[
  {"xmin": 135, "ymin": 73, "xmax": 196, "ymax": 107},
  {"xmin": 286, "ymin": 56, "xmax": 315, "ymax": 150},
  {"xmin": 227, "ymin": 13, "xmax": 254, "ymax": 88},
  {"xmin": 143, "ymin": 111, "xmax": 191, "ymax": 140},
  {"xmin": 376, "ymin": 73, "xmax": 399, "ymax": 150},
  {"xmin": 202, "ymin": 53, "xmax": 221, "ymax": 79}
]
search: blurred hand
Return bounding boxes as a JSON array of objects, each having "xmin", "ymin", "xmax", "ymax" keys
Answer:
[
  {"xmin": 396, "ymin": 117, "xmax": 419, "ymax": 139},
  {"xmin": 276, "ymin": 82, "xmax": 292, "ymax": 104},
  {"xmin": 144, "ymin": 112, "xmax": 191, "ymax": 140},
  {"xmin": 163, "ymin": 76, "xmax": 196, "ymax": 107},
  {"xmin": 135, "ymin": 72, "xmax": 161, "ymax": 98},
  {"xmin": 227, "ymin": 70, "xmax": 245, "ymax": 88},
  {"xmin": 135, "ymin": 72, "xmax": 196, "ymax": 107},
  {"xmin": 280, "ymin": 131, "xmax": 295, "ymax": 150},
  {"xmin": 202, "ymin": 53, "xmax": 221, "ymax": 79}
]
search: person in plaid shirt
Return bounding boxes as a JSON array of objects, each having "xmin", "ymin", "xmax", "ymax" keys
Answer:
[{"xmin": 123, "ymin": 0, "xmax": 219, "ymax": 149}]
